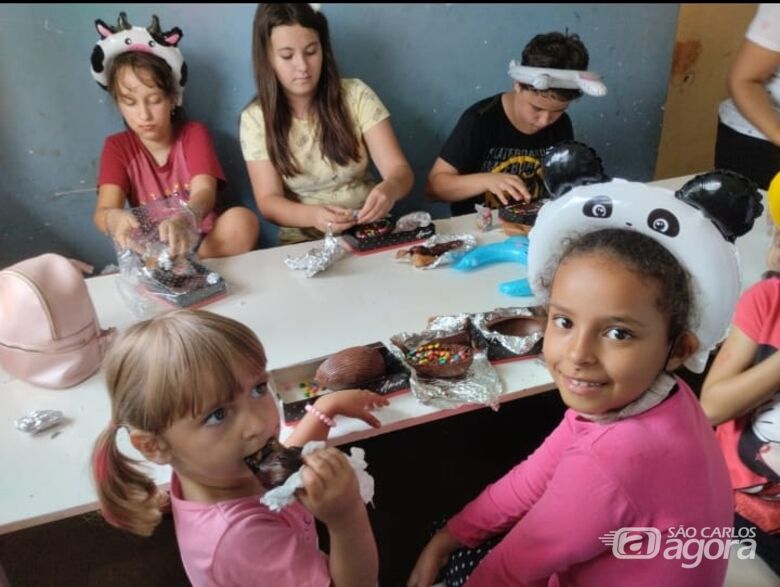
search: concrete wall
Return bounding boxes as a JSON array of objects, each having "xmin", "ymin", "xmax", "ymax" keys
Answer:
[{"xmin": 0, "ymin": 3, "xmax": 679, "ymax": 269}]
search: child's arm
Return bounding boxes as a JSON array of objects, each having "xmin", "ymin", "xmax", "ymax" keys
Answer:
[
  {"xmin": 156, "ymin": 173, "xmax": 217, "ymax": 257},
  {"xmin": 426, "ymin": 157, "xmax": 531, "ymax": 204},
  {"xmin": 94, "ymin": 184, "xmax": 141, "ymax": 251},
  {"xmin": 700, "ymin": 326, "xmax": 780, "ymax": 425},
  {"xmin": 285, "ymin": 389, "xmax": 389, "ymax": 448},
  {"xmin": 245, "ymin": 159, "xmax": 356, "ymax": 234},
  {"xmin": 357, "ymin": 119, "xmax": 414, "ymax": 224},
  {"xmin": 406, "ymin": 527, "xmax": 463, "ymax": 587},
  {"xmin": 298, "ymin": 447, "xmax": 378, "ymax": 587}
]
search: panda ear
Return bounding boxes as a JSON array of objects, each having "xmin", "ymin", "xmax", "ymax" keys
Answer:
[
  {"xmin": 541, "ymin": 141, "xmax": 608, "ymax": 199},
  {"xmin": 674, "ymin": 170, "xmax": 763, "ymax": 242}
]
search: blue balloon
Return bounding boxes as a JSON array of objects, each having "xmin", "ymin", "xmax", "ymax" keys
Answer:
[
  {"xmin": 451, "ymin": 236, "xmax": 533, "ymax": 297},
  {"xmin": 451, "ymin": 236, "xmax": 529, "ymax": 270}
]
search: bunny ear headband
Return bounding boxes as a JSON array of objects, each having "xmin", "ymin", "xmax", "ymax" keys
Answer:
[
  {"xmin": 527, "ymin": 141, "xmax": 763, "ymax": 373},
  {"xmin": 90, "ymin": 11, "xmax": 187, "ymax": 106},
  {"xmin": 508, "ymin": 60, "xmax": 607, "ymax": 97}
]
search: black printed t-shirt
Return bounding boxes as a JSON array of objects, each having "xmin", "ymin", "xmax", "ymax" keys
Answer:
[{"xmin": 439, "ymin": 93, "xmax": 573, "ymax": 216}]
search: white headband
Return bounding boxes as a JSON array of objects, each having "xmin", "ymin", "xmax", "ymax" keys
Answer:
[
  {"xmin": 508, "ymin": 60, "xmax": 607, "ymax": 97},
  {"xmin": 90, "ymin": 13, "xmax": 187, "ymax": 106}
]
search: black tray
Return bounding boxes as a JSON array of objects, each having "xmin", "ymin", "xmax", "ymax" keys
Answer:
[
  {"xmin": 269, "ymin": 342, "xmax": 411, "ymax": 424},
  {"xmin": 342, "ymin": 220, "xmax": 436, "ymax": 253}
]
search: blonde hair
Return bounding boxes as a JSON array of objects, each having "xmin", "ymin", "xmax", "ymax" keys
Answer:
[{"xmin": 91, "ymin": 309, "xmax": 267, "ymax": 536}]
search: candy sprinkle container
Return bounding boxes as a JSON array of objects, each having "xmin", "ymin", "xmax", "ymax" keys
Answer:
[{"xmin": 407, "ymin": 342, "xmax": 473, "ymax": 379}]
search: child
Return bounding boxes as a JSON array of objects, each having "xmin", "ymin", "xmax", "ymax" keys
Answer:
[
  {"xmin": 240, "ymin": 3, "xmax": 414, "ymax": 245},
  {"xmin": 91, "ymin": 309, "xmax": 388, "ymax": 587},
  {"xmin": 407, "ymin": 228, "xmax": 733, "ymax": 586},
  {"xmin": 427, "ymin": 32, "xmax": 604, "ymax": 216},
  {"xmin": 700, "ymin": 226, "xmax": 780, "ymax": 579},
  {"xmin": 91, "ymin": 14, "xmax": 259, "ymax": 259}
]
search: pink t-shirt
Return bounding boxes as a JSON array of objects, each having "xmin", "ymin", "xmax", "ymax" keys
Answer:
[
  {"xmin": 716, "ymin": 277, "xmax": 780, "ymax": 533},
  {"xmin": 97, "ymin": 121, "xmax": 225, "ymax": 233},
  {"xmin": 447, "ymin": 379, "xmax": 733, "ymax": 587},
  {"xmin": 169, "ymin": 474, "xmax": 331, "ymax": 587}
]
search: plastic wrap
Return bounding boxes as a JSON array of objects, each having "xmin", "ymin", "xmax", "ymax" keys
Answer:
[{"xmin": 114, "ymin": 200, "xmax": 227, "ymax": 318}]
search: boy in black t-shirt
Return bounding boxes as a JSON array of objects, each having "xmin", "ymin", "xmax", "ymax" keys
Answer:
[{"xmin": 427, "ymin": 32, "xmax": 606, "ymax": 216}]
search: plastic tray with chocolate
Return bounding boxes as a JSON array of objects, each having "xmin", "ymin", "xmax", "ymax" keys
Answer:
[
  {"xmin": 269, "ymin": 342, "xmax": 411, "ymax": 424},
  {"xmin": 341, "ymin": 217, "xmax": 436, "ymax": 253},
  {"xmin": 138, "ymin": 258, "xmax": 227, "ymax": 308},
  {"xmin": 498, "ymin": 200, "xmax": 546, "ymax": 236}
]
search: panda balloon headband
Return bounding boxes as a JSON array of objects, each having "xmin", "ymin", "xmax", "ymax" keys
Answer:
[
  {"xmin": 90, "ymin": 12, "xmax": 187, "ymax": 106},
  {"xmin": 527, "ymin": 142, "xmax": 762, "ymax": 373},
  {"xmin": 508, "ymin": 60, "xmax": 607, "ymax": 97}
]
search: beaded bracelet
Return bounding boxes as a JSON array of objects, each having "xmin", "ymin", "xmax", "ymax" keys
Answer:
[{"xmin": 305, "ymin": 403, "xmax": 335, "ymax": 427}]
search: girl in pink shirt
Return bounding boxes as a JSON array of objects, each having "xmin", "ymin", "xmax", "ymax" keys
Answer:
[
  {"xmin": 408, "ymin": 228, "xmax": 733, "ymax": 587},
  {"xmin": 91, "ymin": 13, "xmax": 259, "ymax": 259},
  {"xmin": 91, "ymin": 309, "xmax": 388, "ymax": 587}
]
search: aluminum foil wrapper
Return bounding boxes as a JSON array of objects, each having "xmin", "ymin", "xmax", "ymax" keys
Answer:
[
  {"xmin": 396, "ymin": 234, "xmax": 477, "ymax": 270},
  {"xmin": 393, "ymin": 211, "xmax": 432, "ymax": 232},
  {"xmin": 284, "ymin": 231, "xmax": 347, "ymax": 278},
  {"xmin": 15, "ymin": 409, "xmax": 64, "ymax": 434},
  {"xmin": 389, "ymin": 318, "xmax": 501, "ymax": 410},
  {"xmin": 472, "ymin": 306, "xmax": 546, "ymax": 355}
]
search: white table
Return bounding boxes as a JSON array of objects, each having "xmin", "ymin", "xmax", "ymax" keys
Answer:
[{"xmin": 0, "ymin": 175, "xmax": 771, "ymax": 534}]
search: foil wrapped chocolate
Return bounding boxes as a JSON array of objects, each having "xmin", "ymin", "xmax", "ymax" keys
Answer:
[
  {"xmin": 15, "ymin": 409, "xmax": 64, "ymax": 434},
  {"xmin": 284, "ymin": 230, "xmax": 347, "ymax": 278}
]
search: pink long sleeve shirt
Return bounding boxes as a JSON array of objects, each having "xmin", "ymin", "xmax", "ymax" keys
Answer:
[{"xmin": 447, "ymin": 378, "xmax": 733, "ymax": 586}]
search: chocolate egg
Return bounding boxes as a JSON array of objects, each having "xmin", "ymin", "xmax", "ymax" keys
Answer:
[
  {"xmin": 245, "ymin": 438, "xmax": 303, "ymax": 489},
  {"xmin": 488, "ymin": 316, "xmax": 545, "ymax": 337},
  {"xmin": 314, "ymin": 346, "xmax": 386, "ymax": 390}
]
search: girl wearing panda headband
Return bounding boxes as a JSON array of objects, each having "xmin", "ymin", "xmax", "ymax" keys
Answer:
[
  {"xmin": 90, "ymin": 12, "xmax": 259, "ymax": 259},
  {"xmin": 409, "ymin": 143, "xmax": 763, "ymax": 587}
]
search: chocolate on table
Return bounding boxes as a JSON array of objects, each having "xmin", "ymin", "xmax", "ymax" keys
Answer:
[
  {"xmin": 396, "ymin": 239, "xmax": 465, "ymax": 268},
  {"xmin": 487, "ymin": 315, "xmax": 545, "ymax": 338},
  {"xmin": 498, "ymin": 200, "xmax": 545, "ymax": 236},
  {"xmin": 314, "ymin": 346, "xmax": 386, "ymax": 390},
  {"xmin": 354, "ymin": 219, "xmax": 394, "ymax": 240},
  {"xmin": 245, "ymin": 437, "xmax": 304, "ymax": 489}
]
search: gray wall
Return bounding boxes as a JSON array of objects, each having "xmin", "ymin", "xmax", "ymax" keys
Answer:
[{"xmin": 0, "ymin": 3, "xmax": 679, "ymax": 270}]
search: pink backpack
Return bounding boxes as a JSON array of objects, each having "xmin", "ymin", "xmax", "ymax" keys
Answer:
[{"xmin": 0, "ymin": 254, "xmax": 114, "ymax": 389}]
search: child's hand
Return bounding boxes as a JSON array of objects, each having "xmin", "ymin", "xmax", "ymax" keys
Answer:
[
  {"xmin": 357, "ymin": 183, "xmax": 394, "ymax": 224},
  {"xmin": 297, "ymin": 447, "xmax": 363, "ymax": 527},
  {"xmin": 316, "ymin": 389, "xmax": 390, "ymax": 428},
  {"xmin": 407, "ymin": 529, "xmax": 462, "ymax": 587},
  {"xmin": 482, "ymin": 172, "xmax": 532, "ymax": 204},
  {"xmin": 158, "ymin": 216, "xmax": 198, "ymax": 258},
  {"xmin": 311, "ymin": 204, "xmax": 356, "ymax": 234},
  {"xmin": 105, "ymin": 208, "xmax": 141, "ymax": 251}
]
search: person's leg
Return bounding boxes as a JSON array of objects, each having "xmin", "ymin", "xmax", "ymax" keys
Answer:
[
  {"xmin": 197, "ymin": 207, "xmax": 259, "ymax": 259},
  {"xmin": 715, "ymin": 120, "xmax": 780, "ymax": 190}
]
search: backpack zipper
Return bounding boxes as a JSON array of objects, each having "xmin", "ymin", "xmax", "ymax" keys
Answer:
[{"xmin": 0, "ymin": 329, "xmax": 98, "ymax": 354}]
